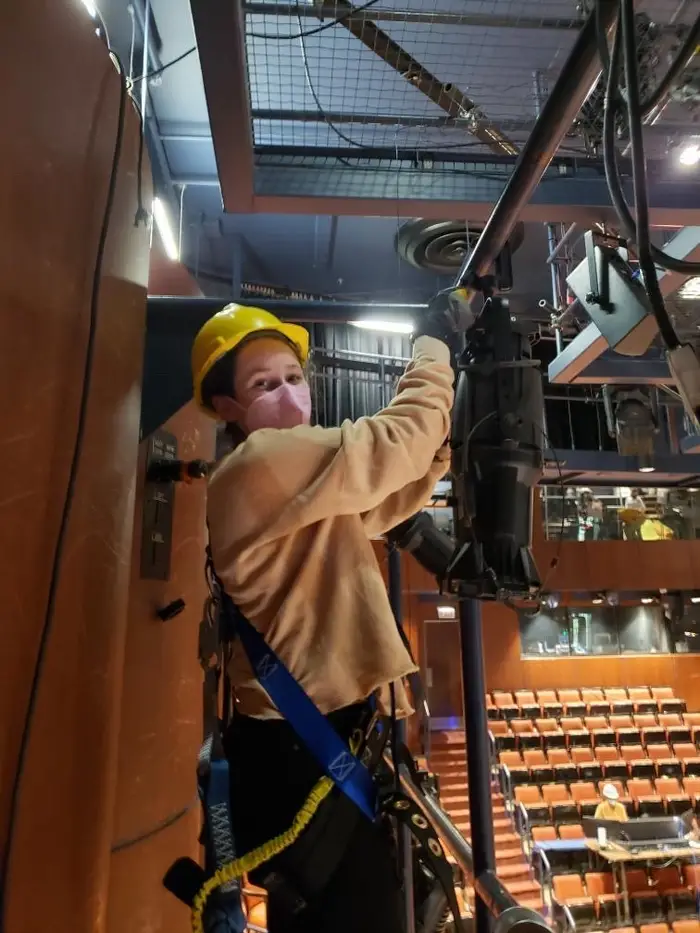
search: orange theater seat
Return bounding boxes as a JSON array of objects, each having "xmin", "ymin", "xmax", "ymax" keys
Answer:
[
  {"xmin": 559, "ymin": 823, "xmax": 585, "ymax": 840},
  {"xmin": 532, "ymin": 826, "xmax": 557, "ymax": 843},
  {"xmin": 649, "ymin": 866, "xmax": 683, "ymax": 893},
  {"xmin": 672, "ymin": 923, "xmax": 700, "ymax": 933},
  {"xmin": 552, "ymin": 875, "xmax": 595, "ymax": 932},
  {"xmin": 586, "ymin": 871, "xmax": 619, "ymax": 926},
  {"xmin": 538, "ymin": 689, "xmax": 563, "ymax": 718}
]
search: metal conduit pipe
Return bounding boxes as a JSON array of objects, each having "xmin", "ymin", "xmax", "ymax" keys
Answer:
[
  {"xmin": 455, "ymin": 0, "xmax": 618, "ymax": 285},
  {"xmin": 546, "ymin": 222, "xmax": 578, "ymax": 264}
]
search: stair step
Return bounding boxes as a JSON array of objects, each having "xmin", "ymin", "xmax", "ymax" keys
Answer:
[
  {"xmin": 520, "ymin": 899, "xmax": 545, "ymax": 911},
  {"xmin": 494, "ymin": 832, "xmax": 521, "ymax": 846},
  {"xmin": 506, "ymin": 879, "xmax": 541, "ymax": 897},
  {"xmin": 495, "ymin": 847, "xmax": 525, "ymax": 862},
  {"xmin": 497, "ymin": 863, "xmax": 533, "ymax": 880}
]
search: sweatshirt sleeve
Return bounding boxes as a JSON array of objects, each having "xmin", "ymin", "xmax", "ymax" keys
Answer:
[
  {"xmin": 360, "ymin": 444, "xmax": 451, "ymax": 538},
  {"xmin": 209, "ymin": 336, "xmax": 454, "ymax": 544}
]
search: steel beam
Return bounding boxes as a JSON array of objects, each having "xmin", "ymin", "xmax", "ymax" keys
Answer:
[
  {"xmin": 244, "ymin": 2, "xmax": 583, "ymax": 29},
  {"xmin": 549, "ymin": 226, "xmax": 700, "ymax": 385},
  {"xmin": 542, "ymin": 449, "xmax": 700, "ymax": 482},
  {"xmin": 249, "ymin": 167, "xmax": 700, "ymax": 224},
  {"xmin": 190, "ymin": 0, "xmax": 254, "ymax": 211}
]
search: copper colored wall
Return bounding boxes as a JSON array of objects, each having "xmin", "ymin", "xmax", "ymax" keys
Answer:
[
  {"xmin": 481, "ymin": 604, "xmax": 700, "ymax": 711},
  {"xmin": 107, "ymin": 404, "xmax": 214, "ymax": 933},
  {"xmin": 106, "ymin": 255, "xmax": 215, "ymax": 931},
  {"xmin": 392, "ymin": 534, "xmax": 700, "ymax": 723},
  {"xmin": 0, "ymin": 5, "xmax": 151, "ymax": 932},
  {"xmin": 532, "ymin": 494, "xmax": 700, "ymax": 592}
]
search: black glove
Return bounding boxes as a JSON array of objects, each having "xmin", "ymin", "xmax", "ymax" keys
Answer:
[{"xmin": 413, "ymin": 287, "xmax": 478, "ymax": 346}]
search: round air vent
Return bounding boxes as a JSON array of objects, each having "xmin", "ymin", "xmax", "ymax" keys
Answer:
[{"xmin": 395, "ymin": 218, "xmax": 524, "ymax": 275}]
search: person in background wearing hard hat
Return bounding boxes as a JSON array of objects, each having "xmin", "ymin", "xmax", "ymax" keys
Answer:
[
  {"xmin": 595, "ymin": 783, "xmax": 628, "ymax": 821},
  {"xmin": 192, "ymin": 299, "xmax": 462, "ymax": 933}
]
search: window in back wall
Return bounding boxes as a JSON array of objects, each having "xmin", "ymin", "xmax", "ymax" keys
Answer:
[
  {"xmin": 519, "ymin": 608, "xmax": 571, "ymax": 658},
  {"xmin": 670, "ymin": 603, "xmax": 700, "ymax": 654},
  {"xmin": 568, "ymin": 606, "xmax": 620, "ymax": 656},
  {"xmin": 617, "ymin": 605, "xmax": 672, "ymax": 654}
]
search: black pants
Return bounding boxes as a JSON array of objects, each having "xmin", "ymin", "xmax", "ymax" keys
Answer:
[{"xmin": 224, "ymin": 705, "xmax": 404, "ymax": 933}]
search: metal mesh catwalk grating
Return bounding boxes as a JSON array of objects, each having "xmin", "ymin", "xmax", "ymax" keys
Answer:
[{"xmin": 243, "ymin": 0, "xmax": 700, "ymax": 156}]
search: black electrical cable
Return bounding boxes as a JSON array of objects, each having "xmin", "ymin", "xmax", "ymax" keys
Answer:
[
  {"xmin": 248, "ymin": 0, "xmax": 380, "ymax": 39},
  {"xmin": 130, "ymin": 45, "xmax": 196, "ymax": 84},
  {"xmin": 597, "ymin": 0, "xmax": 700, "ymax": 277},
  {"xmin": 0, "ymin": 51, "xmax": 128, "ymax": 926},
  {"xmin": 642, "ymin": 13, "xmax": 700, "ymax": 118},
  {"xmin": 620, "ymin": 0, "xmax": 680, "ymax": 351}
]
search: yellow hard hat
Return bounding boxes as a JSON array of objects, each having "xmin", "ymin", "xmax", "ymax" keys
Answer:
[{"xmin": 192, "ymin": 303, "xmax": 310, "ymax": 413}]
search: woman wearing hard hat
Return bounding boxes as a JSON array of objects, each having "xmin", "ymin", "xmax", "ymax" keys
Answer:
[
  {"xmin": 595, "ymin": 783, "xmax": 628, "ymax": 822},
  {"xmin": 192, "ymin": 301, "xmax": 458, "ymax": 933}
]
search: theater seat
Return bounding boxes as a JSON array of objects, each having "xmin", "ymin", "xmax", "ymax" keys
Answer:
[
  {"xmin": 665, "ymin": 890, "xmax": 698, "ymax": 922},
  {"xmin": 650, "ymin": 866, "xmax": 684, "ymax": 893},
  {"xmin": 643, "ymin": 727, "xmax": 668, "ymax": 747},
  {"xmin": 585, "ymin": 871, "xmax": 619, "ymax": 927},
  {"xmin": 578, "ymin": 761, "xmax": 604, "ymax": 784},
  {"xmin": 538, "ymin": 689, "xmax": 563, "ymax": 719},
  {"xmin": 586, "ymin": 716, "xmax": 617, "ymax": 747},
  {"xmin": 493, "ymin": 691, "xmax": 519, "ymax": 720},
  {"xmin": 656, "ymin": 758, "xmax": 684, "ymax": 780},
  {"xmin": 632, "ymin": 894, "xmax": 665, "ymax": 925},
  {"xmin": 561, "ymin": 717, "xmax": 592, "ymax": 748},
  {"xmin": 639, "ymin": 925, "xmax": 670, "ymax": 933},
  {"xmin": 653, "ymin": 687, "xmax": 686, "ymax": 715},
  {"xmin": 673, "ymin": 744, "xmax": 700, "ymax": 775},
  {"xmin": 682, "ymin": 864, "xmax": 700, "ymax": 890},
  {"xmin": 629, "ymin": 687, "xmax": 658, "ymax": 715},
  {"xmin": 582, "ymin": 688, "xmax": 610, "ymax": 717},
  {"xmin": 606, "ymin": 687, "xmax": 634, "ymax": 716},
  {"xmin": 629, "ymin": 758, "xmax": 656, "ymax": 780},
  {"xmin": 559, "ymin": 823, "xmax": 585, "ymax": 840},
  {"xmin": 552, "ymin": 875, "xmax": 597, "ymax": 933},
  {"xmin": 515, "ymin": 690, "xmax": 540, "ymax": 720},
  {"xmin": 532, "ymin": 826, "xmax": 557, "ymax": 843},
  {"xmin": 672, "ymin": 922, "xmax": 700, "ymax": 933},
  {"xmin": 635, "ymin": 713, "xmax": 660, "ymax": 729},
  {"xmin": 603, "ymin": 760, "xmax": 630, "ymax": 783}
]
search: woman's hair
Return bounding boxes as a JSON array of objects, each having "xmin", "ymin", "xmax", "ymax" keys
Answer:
[{"xmin": 200, "ymin": 350, "xmax": 242, "ymax": 444}]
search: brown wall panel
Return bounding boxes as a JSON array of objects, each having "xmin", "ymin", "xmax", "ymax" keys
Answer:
[
  {"xmin": 532, "ymin": 494, "xmax": 700, "ymax": 592},
  {"xmin": 0, "ymin": 4, "xmax": 151, "ymax": 930},
  {"xmin": 481, "ymin": 605, "xmax": 700, "ymax": 712},
  {"xmin": 107, "ymin": 403, "xmax": 215, "ymax": 933}
]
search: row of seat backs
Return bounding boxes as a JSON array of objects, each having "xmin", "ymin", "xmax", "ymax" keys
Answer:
[
  {"xmin": 553, "ymin": 870, "xmax": 699, "ymax": 930},
  {"xmin": 492, "ymin": 713, "xmax": 695, "ymax": 735},
  {"xmin": 502, "ymin": 744, "xmax": 700, "ymax": 764},
  {"xmin": 516, "ymin": 776, "xmax": 700, "ymax": 805},
  {"xmin": 493, "ymin": 687, "xmax": 676, "ymax": 706},
  {"xmin": 555, "ymin": 866, "xmax": 694, "ymax": 899}
]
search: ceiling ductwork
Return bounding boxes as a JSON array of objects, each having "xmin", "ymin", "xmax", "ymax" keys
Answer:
[{"xmin": 395, "ymin": 218, "xmax": 525, "ymax": 279}]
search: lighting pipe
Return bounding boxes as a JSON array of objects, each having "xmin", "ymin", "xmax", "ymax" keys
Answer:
[{"xmin": 455, "ymin": 0, "xmax": 618, "ymax": 286}]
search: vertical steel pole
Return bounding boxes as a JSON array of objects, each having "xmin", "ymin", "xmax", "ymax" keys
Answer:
[
  {"xmin": 459, "ymin": 595, "xmax": 495, "ymax": 933},
  {"xmin": 387, "ymin": 545, "xmax": 416, "ymax": 933}
]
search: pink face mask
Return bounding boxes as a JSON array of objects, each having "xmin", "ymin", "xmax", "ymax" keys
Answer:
[{"xmin": 243, "ymin": 382, "xmax": 312, "ymax": 433}]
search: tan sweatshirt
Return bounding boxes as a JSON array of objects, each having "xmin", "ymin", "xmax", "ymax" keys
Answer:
[{"xmin": 206, "ymin": 335, "xmax": 455, "ymax": 719}]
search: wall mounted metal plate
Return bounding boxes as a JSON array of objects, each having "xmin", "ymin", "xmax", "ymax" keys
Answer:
[{"xmin": 140, "ymin": 429, "xmax": 177, "ymax": 580}]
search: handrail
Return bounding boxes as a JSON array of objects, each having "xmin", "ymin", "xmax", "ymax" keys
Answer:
[{"xmin": 393, "ymin": 763, "xmax": 551, "ymax": 933}]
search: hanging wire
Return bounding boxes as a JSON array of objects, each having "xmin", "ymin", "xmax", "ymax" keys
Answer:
[{"xmin": 248, "ymin": 0, "xmax": 380, "ymax": 39}]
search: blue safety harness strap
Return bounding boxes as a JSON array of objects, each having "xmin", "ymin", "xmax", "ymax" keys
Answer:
[{"xmin": 222, "ymin": 594, "xmax": 377, "ymax": 823}]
